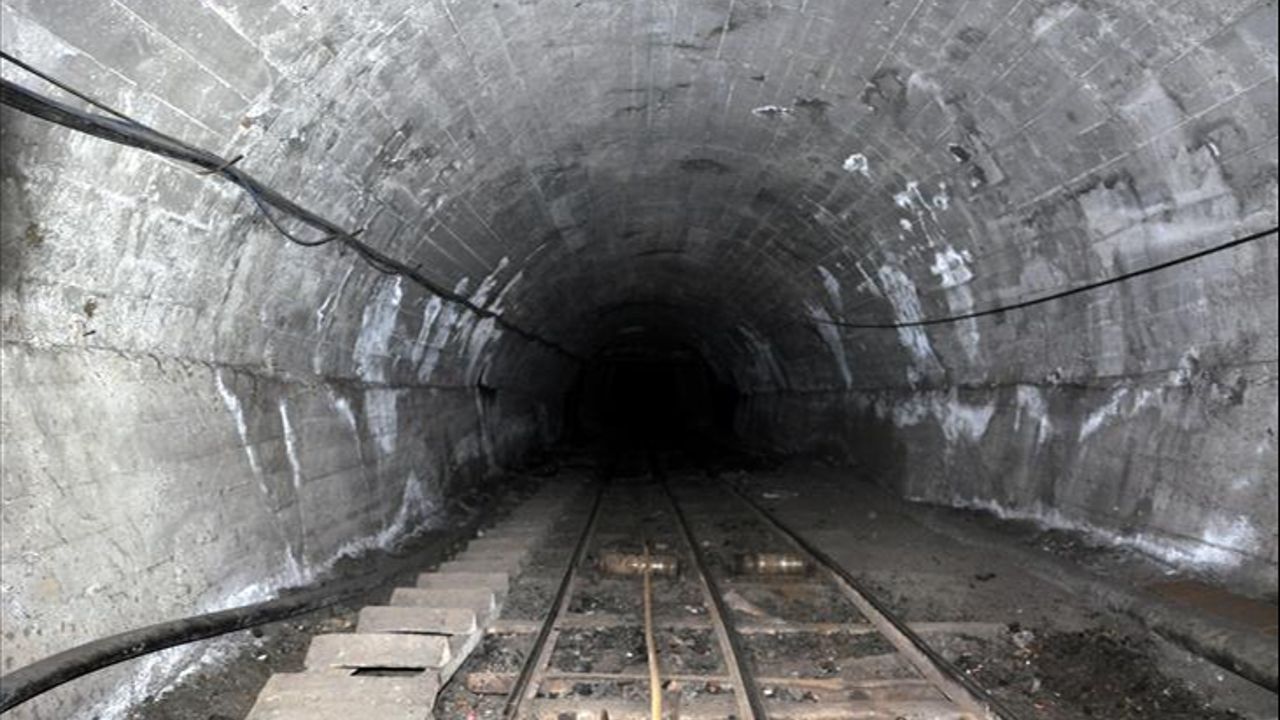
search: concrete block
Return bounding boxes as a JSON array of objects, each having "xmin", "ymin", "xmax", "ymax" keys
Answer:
[
  {"xmin": 304, "ymin": 633, "xmax": 451, "ymax": 671},
  {"xmin": 388, "ymin": 586, "xmax": 497, "ymax": 620},
  {"xmin": 357, "ymin": 606, "xmax": 478, "ymax": 635},
  {"xmin": 245, "ymin": 671, "xmax": 438, "ymax": 720},
  {"xmin": 465, "ymin": 536, "xmax": 535, "ymax": 554},
  {"xmin": 416, "ymin": 570, "xmax": 510, "ymax": 597},
  {"xmin": 449, "ymin": 552, "xmax": 525, "ymax": 572}
]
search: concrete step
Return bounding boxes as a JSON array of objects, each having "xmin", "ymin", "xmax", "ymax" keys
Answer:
[
  {"xmin": 477, "ymin": 527, "xmax": 549, "ymax": 542},
  {"xmin": 246, "ymin": 671, "xmax": 438, "ymax": 720},
  {"xmin": 243, "ymin": 483, "xmax": 577, "ymax": 719},
  {"xmin": 304, "ymin": 633, "xmax": 451, "ymax": 671},
  {"xmin": 495, "ymin": 518, "xmax": 557, "ymax": 533},
  {"xmin": 389, "ymin": 587, "xmax": 497, "ymax": 621},
  {"xmin": 357, "ymin": 605, "xmax": 478, "ymax": 635},
  {"xmin": 510, "ymin": 499, "xmax": 568, "ymax": 510},
  {"xmin": 440, "ymin": 555, "xmax": 523, "ymax": 574},
  {"xmin": 435, "ymin": 556, "xmax": 524, "ymax": 571},
  {"xmin": 506, "ymin": 504, "xmax": 567, "ymax": 517},
  {"xmin": 465, "ymin": 536, "xmax": 535, "ymax": 554},
  {"xmin": 442, "ymin": 629, "xmax": 486, "ymax": 683},
  {"xmin": 416, "ymin": 570, "xmax": 509, "ymax": 598},
  {"xmin": 453, "ymin": 552, "xmax": 524, "ymax": 572}
]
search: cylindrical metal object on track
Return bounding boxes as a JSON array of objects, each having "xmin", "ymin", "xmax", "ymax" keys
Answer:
[
  {"xmin": 734, "ymin": 552, "xmax": 810, "ymax": 576},
  {"xmin": 596, "ymin": 550, "xmax": 679, "ymax": 576}
]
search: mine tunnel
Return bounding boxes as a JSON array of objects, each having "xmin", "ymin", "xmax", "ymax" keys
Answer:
[{"xmin": 0, "ymin": 1, "xmax": 1277, "ymax": 718}]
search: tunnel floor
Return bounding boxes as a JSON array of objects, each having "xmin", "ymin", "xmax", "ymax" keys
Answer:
[{"xmin": 127, "ymin": 450, "xmax": 1277, "ymax": 720}]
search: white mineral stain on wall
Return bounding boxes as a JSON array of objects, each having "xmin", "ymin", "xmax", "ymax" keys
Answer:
[
  {"xmin": 364, "ymin": 387, "xmax": 400, "ymax": 455},
  {"xmin": 84, "ymin": 629, "xmax": 259, "ymax": 720},
  {"xmin": 489, "ymin": 269, "xmax": 524, "ymax": 313},
  {"xmin": 871, "ymin": 389, "xmax": 994, "ymax": 445},
  {"xmin": 894, "ymin": 183, "xmax": 916, "ymax": 209},
  {"xmin": 83, "ymin": 456, "xmax": 393, "ymax": 720},
  {"xmin": 213, "ymin": 371, "xmax": 311, "ymax": 588},
  {"xmin": 894, "ymin": 179, "xmax": 952, "ymax": 249},
  {"xmin": 353, "ymin": 275, "xmax": 404, "ymax": 383},
  {"xmin": 807, "ymin": 302, "xmax": 854, "ymax": 388},
  {"xmin": 881, "ymin": 176, "xmax": 967, "ymax": 378},
  {"xmin": 737, "ymin": 324, "xmax": 787, "ymax": 389},
  {"xmin": 842, "ymin": 153, "xmax": 871, "ymax": 178},
  {"xmin": 464, "ymin": 317, "xmax": 501, "ymax": 384},
  {"xmin": 929, "ymin": 245, "xmax": 981, "ymax": 363},
  {"xmin": 1079, "ymin": 388, "xmax": 1127, "ymax": 442},
  {"xmin": 1078, "ymin": 386, "xmax": 1161, "ymax": 443},
  {"xmin": 817, "ymin": 265, "xmax": 843, "ymax": 309},
  {"xmin": 412, "ymin": 278, "xmax": 470, "ymax": 383},
  {"xmin": 314, "ymin": 265, "xmax": 360, "ymax": 376},
  {"xmin": 933, "ymin": 496, "xmax": 1260, "ymax": 572},
  {"xmin": 1191, "ymin": 516, "xmax": 1261, "ymax": 566},
  {"xmin": 314, "ymin": 265, "xmax": 354, "ymax": 335},
  {"xmin": 1014, "ymin": 385, "xmax": 1053, "ymax": 446},
  {"xmin": 278, "ymin": 399, "xmax": 306, "ymax": 501},
  {"xmin": 751, "ymin": 104, "xmax": 793, "ymax": 117},
  {"xmin": 940, "ymin": 396, "xmax": 995, "ymax": 444},
  {"xmin": 457, "ymin": 260, "xmax": 518, "ymax": 384},
  {"xmin": 322, "ymin": 470, "xmax": 443, "ymax": 572},
  {"xmin": 451, "ymin": 431, "xmax": 486, "ymax": 468},
  {"xmin": 410, "ymin": 296, "xmax": 445, "ymax": 369},
  {"xmin": 214, "ymin": 370, "xmax": 262, "ymax": 478},
  {"xmin": 373, "ymin": 470, "xmax": 436, "ymax": 549},
  {"xmin": 876, "ymin": 264, "xmax": 943, "ymax": 384},
  {"xmin": 1081, "ymin": 80, "xmax": 1239, "ymax": 274},
  {"xmin": 327, "ymin": 391, "xmax": 363, "ymax": 469},
  {"xmin": 930, "ymin": 246, "xmax": 973, "ymax": 289},
  {"xmin": 1169, "ymin": 347, "xmax": 1200, "ymax": 387},
  {"xmin": 932, "ymin": 183, "xmax": 950, "ymax": 210},
  {"xmin": 473, "ymin": 392, "xmax": 498, "ymax": 472},
  {"xmin": 1033, "ymin": 2, "xmax": 1077, "ymax": 37},
  {"xmin": 470, "ymin": 257, "xmax": 511, "ymax": 308}
]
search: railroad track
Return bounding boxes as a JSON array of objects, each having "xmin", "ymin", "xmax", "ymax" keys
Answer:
[
  {"xmin": 486, "ymin": 471, "xmax": 1014, "ymax": 720},
  {"xmin": 242, "ymin": 464, "xmax": 1015, "ymax": 719}
]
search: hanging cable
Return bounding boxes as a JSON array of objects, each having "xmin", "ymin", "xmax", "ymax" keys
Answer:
[
  {"xmin": 1, "ymin": 50, "xmax": 143, "ymax": 125},
  {"xmin": 0, "ymin": 53, "xmax": 583, "ymax": 361},
  {"xmin": 810, "ymin": 225, "xmax": 1276, "ymax": 330},
  {"xmin": 6, "ymin": 51, "xmax": 1272, "ymax": 343}
]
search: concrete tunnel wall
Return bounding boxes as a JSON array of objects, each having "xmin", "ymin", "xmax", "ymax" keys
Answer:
[{"xmin": 0, "ymin": 0, "xmax": 1276, "ymax": 716}]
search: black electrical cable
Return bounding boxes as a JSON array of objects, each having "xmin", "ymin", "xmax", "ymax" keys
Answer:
[
  {"xmin": 9, "ymin": 51, "xmax": 1268, "ymax": 342},
  {"xmin": 812, "ymin": 225, "xmax": 1277, "ymax": 330},
  {"xmin": 0, "ymin": 55, "xmax": 583, "ymax": 361},
  {"xmin": 1, "ymin": 50, "xmax": 142, "ymax": 125},
  {"xmin": 244, "ymin": 186, "xmax": 343, "ymax": 247},
  {"xmin": 0, "ymin": 515, "xmax": 487, "ymax": 713}
]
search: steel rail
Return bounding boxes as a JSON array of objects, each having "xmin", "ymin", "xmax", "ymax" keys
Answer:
[
  {"xmin": 725, "ymin": 482, "xmax": 1020, "ymax": 720},
  {"xmin": 662, "ymin": 481, "xmax": 768, "ymax": 719},
  {"xmin": 501, "ymin": 481, "xmax": 606, "ymax": 718}
]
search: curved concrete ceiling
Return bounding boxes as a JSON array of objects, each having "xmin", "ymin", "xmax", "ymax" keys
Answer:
[
  {"xmin": 3, "ymin": 0, "xmax": 1274, "ymax": 392},
  {"xmin": 0, "ymin": 0, "xmax": 1276, "ymax": 715}
]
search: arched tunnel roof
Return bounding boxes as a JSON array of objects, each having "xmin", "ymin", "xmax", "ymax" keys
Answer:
[
  {"xmin": 0, "ymin": 1, "xmax": 1277, "ymax": 716},
  {"xmin": 5, "ymin": 0, "xmax": 1273, "ymax": 398}
]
